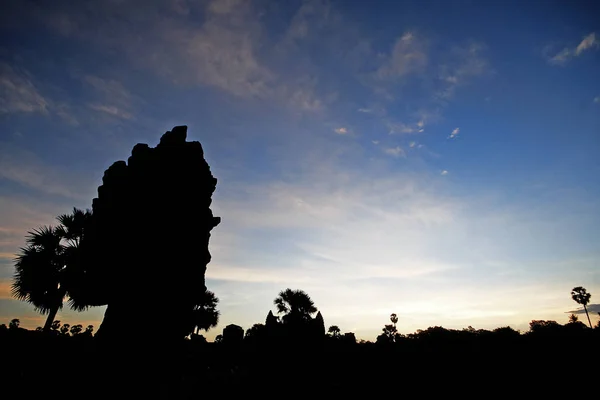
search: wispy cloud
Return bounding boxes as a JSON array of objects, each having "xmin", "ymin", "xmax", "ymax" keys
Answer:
[
  {"xmin": 363, "ymin": 37, "xmax": 488, "ymax": 153},
  {"xmin": 142, "ymin": 1, "xmax": 275, "ymax": 99},
  {"xmin": 0, "ymin": 143, "xmax": 96, "ymax": 200},
  {"xmin": 575, "ymin": 32, "xmax": 599, "ymax": 55},
  {"xmin": 83, "ymin": 75, "xmax": 131, "ymax": 101},
  {"xmin": 88, "ymin": 103, "xmax": 134, "ymax": 120},
  {"xmin": 211, "ymin": 166, "xmax": 464, "ymax": 292},
  {"xmin": 441, "ymin": 170, "xmax": 449, "ymax": 176},
  {"xmin": 436, "ymin": 43, "xmax": 489, "ymax": 100},
  {"xmin": 594, "ymin": 96, "xmax": 600, "ymax": 103},
  {"xmin": 547, "ymin": 32, "xmax": 598, "ymax": 65},
  {"xmin": 0, "ymin": 196, "xmax": 62, "ymax": 237},
  {"xmin": 383, "ymin": 146, "xmax": 405, "ymax": 157},
  {"xmin": 0, "ymin": 63, "xmax": 81, "ymax": 125},
  {"xmin": 567, "ymin": 304, "xmax": 600, "ymax": 315},
  {"xmin": 34, "ymin": 0, "xmax": 335, "ymax": 114},
  {"xmin": 0, "ymin": 63, "xmax": 49, "ymax": 114},
  {"xmin": 334, "ymin": 127, "xmax": 348, "ymax": 135},
  {"xmin": 388, "ymin": 121, "xmax": 424, "ymax": 134},
  {"xmin": 449, "ymin": 127, "xmax": 460, "ymax": 139},
  {"xmin": 0, "ymin": 279, "xmax": 12, "ymax": 299},
  {"xmin": 376, "ymin": 32, "xmax": 427, "ymax": 80},
  {"xmin": 284, "ymin": 0, "xmax": 335, "ymax": 41},
  {"xmin": 549, "ymin": 48, "xmax": 571, "ymax": 64},
  {"xmin": 83, "ymin": 75, "xmax": 135, "ymax": 120}
]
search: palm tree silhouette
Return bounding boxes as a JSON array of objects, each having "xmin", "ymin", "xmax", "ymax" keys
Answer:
[
  {"xmin": 56, "ymin": 208, "xmax": 91, "ymax": 248},
  {"xmin": 11, "ymin": 209, "xmax": 91, "ymax": 332},
  {"xmin": 12, "ymin": 225, "xmax": 66, "ymax": 332},
  {"xmin": 571, "ymin": 286, "xmax": 592, "ymax": 328},
  {"xmin": 274, "ymin": 288, "xmax": 317, "ymax": 324},
  {"xmin": 390, "ymin": 313, "xmax": 398, "ymax": 328},
  {"xmin": 56, "ymin": 208, "xmax": 94, "ymax": 311},
  {"xmin": 191, "ymin": 290, "xmax": 220, "ymax": 335}
]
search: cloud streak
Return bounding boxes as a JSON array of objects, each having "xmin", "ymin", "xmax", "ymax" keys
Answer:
[
  {"xmin": 32, "ymin": 0, "xmax": 332, "ymax": 113},
  {"xmin": 0, "ymin": 63, "xmax": 49, "ymax": 114},
  {"xmin": 376, "ymin": 32, "xmax": 427, "ymax": 80},
  {"xmin": 0, "ymin": 143, "xmax": 96, "ymax": 200},
  {"xmin": 383, "ymin": 146, "xmax": 405, "ymax": 157},
  {"xmin": 449, "ymin": 127, "xmax": 460, "ymax": 139},
  {"xmin": 567, "ymin": 304, "xmax": 600, "ymax": 315},
  {"xmin": 88, "ymin": 103, "xmax": 134, "ymax": 120},
  {"xmin": 548, "ymin": 32, "xmax": 598, "ymax": 65}
]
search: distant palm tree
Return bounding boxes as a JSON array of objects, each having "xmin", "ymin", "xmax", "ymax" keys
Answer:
[
  {"xmin": 568, "ymin": 314, "xmax": 579, "ymax": 324},
  {"xmin": 274, "ymin": 288, "xmax": 317, "ymax": 324},
  {"xmin": 390, "ymin": 313, "xmax": 398, "ymax": 328},
  {"xmin": 11, "ymin": 208, "xmax": 92, "ymax": 332},
  {"xmin": 571, "ymin": 286, "xmax": 593, "ymax": 328}
]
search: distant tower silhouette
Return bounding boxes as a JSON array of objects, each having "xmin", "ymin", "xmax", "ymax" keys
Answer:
[
  {"xmin": 223, "ymin": 324, "xmax": 244, "ymax": 344},
  {"xmin": 266, "ymin": 310, "xmax": 279, "ymax": 327},
  {"xmin": 313, "ymin": 311, "xmax": 326, "ymax": 337}
]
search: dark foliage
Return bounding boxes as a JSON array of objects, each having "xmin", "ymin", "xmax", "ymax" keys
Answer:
[
  {"xmin": 2, "ymin": 317, "xmax": 598, "ymax": 399},
  {"xmin": 11, "ymin": 208, "xmax": 93, "ymax": 332}
]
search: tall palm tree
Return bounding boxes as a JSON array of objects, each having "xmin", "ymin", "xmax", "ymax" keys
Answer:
[
  {"xmin": 571, "ymin": 286, "xmax": 592, "ymax": 328},
  {"xmin": 11, "ymin": 208, "xmax": 92, "ymax": 332},
  {"xmin": 12, "ymin": 225, "xmax": 66, "ymax": 332},
  {"xmin": 191, "ymin": 290, "xmax": 220, "ymax": 335},
  {"xmin": 55, "ymin": 208, "xmax": 93, "ymax": 311},
  {"xmin": 273, "ymin": 288, "xmax": 317, "ymax": 324}
]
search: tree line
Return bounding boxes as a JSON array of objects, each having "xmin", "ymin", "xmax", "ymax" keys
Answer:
[{"xmin": 5, "ymin": 283, "xmax": 598, "ymax": 344}]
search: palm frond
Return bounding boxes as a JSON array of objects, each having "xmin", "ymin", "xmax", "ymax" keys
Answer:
[
  {"xmin": 274, "ymin": 288, "xmax": 317, "ymax": 317},
  {"xmin": 66, "ymin": 296, "xmax": 90, "ymax": 312},
  {"xmin": 12, "ymin": 225, "xmax": 66, "ymax": 314}
]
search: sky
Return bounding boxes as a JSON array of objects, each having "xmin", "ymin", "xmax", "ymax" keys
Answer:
[{"xmin": 0, "ymin": 0, "xmax": 599, "ymax": 340}]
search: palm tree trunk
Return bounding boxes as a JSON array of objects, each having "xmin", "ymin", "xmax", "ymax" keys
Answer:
[
  {"xmin": 43, "ymin": 306, "xmax": 59, "ymax": 332},
  {"xmin": 42, "ymin": 286, "xmax": 67, "ymax": 332},
  {"xmin": 584, "ymin": 304, "xmax": 592, "ymax": 328}
]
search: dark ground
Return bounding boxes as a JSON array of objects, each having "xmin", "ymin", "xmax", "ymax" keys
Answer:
[{"xmin": 2, "ymin": 329, "xmax": 598, "ymax": 399}]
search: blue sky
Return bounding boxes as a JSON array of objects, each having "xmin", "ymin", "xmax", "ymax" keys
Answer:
[{"xmin": 0, "ymin": 0, "xmax": 599, "ymax": 340}]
